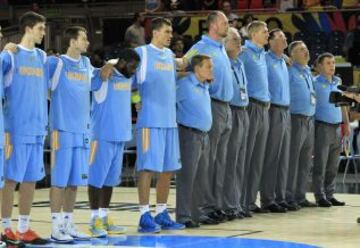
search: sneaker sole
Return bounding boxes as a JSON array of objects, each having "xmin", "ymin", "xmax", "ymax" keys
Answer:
[
  {"xmin": 138, "ymin": 227, "xmax": 161, "ymax": 233},
  {"xmin": 71, "ymin": 236, "xmax": 91, "ymax": 241},
  {"xmin": 50, "ymin": 237, "xmax": 74, "ymax": 244}
]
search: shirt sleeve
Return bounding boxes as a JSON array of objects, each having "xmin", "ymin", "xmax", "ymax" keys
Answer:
[
  {"xmin": 1, "ymin": 51, "xmax": 15, "ymax": 88},
  {"xmin": 91, "ymin": 69, "xmax": 103, "ymax": 91},
  {"xmin": 47, "ymin": 56, "xmax": 63, "ymax": 91}
]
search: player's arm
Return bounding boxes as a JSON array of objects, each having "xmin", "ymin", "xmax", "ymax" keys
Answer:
[{"xmin": 341, "ymin": 106, "xmax": 351, "ymax": 137}]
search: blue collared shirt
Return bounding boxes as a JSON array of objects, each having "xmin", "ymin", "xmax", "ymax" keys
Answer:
[
  {"xmin": 289, "ymin": 63, "xmax": 316, "ymax": 116},
  {"xmin": 266, "ymin": 51, "xmax": 290, "ymax": 106},
  {"xmin": 314, "ymin": 74, "xmax": 342, "ymax": 124},
  {"xmin": 185, "ymin": 35, "xmax": 233, "ymax": 102},
  {"xmin": 230, "ymin": 56, "xmax": 249, "ymax": 107},
  {"xmin": 176, "ymin": 73, "xmax": 212, "ymax": 132},
  {"xmin": 239, "ymin": 40, "xmax": 270, "ymax": 102}
]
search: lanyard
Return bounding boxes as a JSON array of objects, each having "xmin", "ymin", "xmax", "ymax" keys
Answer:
[{"xmin": 231, "ymin": 64, "xmax": 245, "ymax": 89}]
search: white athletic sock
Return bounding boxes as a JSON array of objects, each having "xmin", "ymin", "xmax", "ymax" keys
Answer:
[
  {"xmin": 91, "ymin": 209, "xmax": 99, "ymax": 219},
  {"xmin": 51, "ymin": 213, "xmax": 62, "ymax": 232},
  {"xmin": 2, "ymin": 218, "xmax": 11, "ymax": 229},
  {"xmin": 99, "ymin": 208, "xmax": 108, "ymax": 219},
  {"xmin": 156, "ymin": 203, "xmax": 167, "ymax": 215},
  {"xmin": 139, "ymin": 205, "xmax": 150, "ymax": 215},
  {"xmin": 63, "ymin": 212, "xmax": 73, "ymax": 226},
  {"xmin": 17, "ymin": 215, "xmax": 30, "ymax": 233}
]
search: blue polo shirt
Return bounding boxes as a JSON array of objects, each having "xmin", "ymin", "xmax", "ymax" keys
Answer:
[
  {"xmin": 314, "ymin": 74, "xmax": 342, "ymax": 124},
  {"xmin": 230, "ymin": 56, "xmax": 249, "ymax": 107},
  {"xmin": 185, "ymin": 35, "xmax": 233, "ymax": 102},
  {"xmin": 239, "ymin": 40, "xmax": 270, "ymax": 102},
  {"xmin": 176, "ymin": 73, "xmax": 212, "ymax": 132},
  {"xmin": 289, "ymin": 63, "xmax": 316, "ymax": 117},
  {"xmin": 266, "ymin": 51, "xmax": 290, "ymax": 106}
]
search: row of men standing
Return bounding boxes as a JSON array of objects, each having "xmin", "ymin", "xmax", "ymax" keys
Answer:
[{"xmin": 175, "ymin": 11, "xmax": 348, "ymax": 227}]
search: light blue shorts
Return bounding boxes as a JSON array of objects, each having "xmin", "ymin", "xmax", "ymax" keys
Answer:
[
  {"xmin": 136, "ymin": 128, "xmax": 181, "ymax": 172},
  {"xmin": 88, "ymin": 140, "xmax": 125, "ymax": 188}
]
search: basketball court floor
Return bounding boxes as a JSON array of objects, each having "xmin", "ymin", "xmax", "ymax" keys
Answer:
[{"xmin": 7, "ymin": 186, "xmax": 360, "ymax": 248}]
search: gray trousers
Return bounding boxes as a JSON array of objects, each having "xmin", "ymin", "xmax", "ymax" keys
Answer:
[
  {"xmin": 242, "ymin": 101, "xmax": 269, "ymax": 211},
  {"xmin": 260, "ymin": 106, "xmax": 291, "ymax": 207},
  {"xmin": 199, "ymin": 100, "xmax": 232, "ymax": 214},
  {"xmin": 312, "ymin": 122, "xmax": 341, "ymax": 201},
  {"xmin": 223, "ymin": 107, "xmax": 249, "ymax": 212},
  {"xmin": 176, "ymin": 125, "xmax": 209, "ymax": 222},
  {"xmin": 286, "ymin": 115, "xmax": 314, "ymax": 204}
]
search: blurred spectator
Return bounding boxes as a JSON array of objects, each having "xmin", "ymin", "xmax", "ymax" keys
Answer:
[
  {"xmin": 343, "ymin": 15, "xmax": 360, "ymax": 66},
  {"xmin": 124, "ymin": 12, "xmax": 145, "ymax": 48},
  {"xmin": 342, "ymin": 0, "xmax": 360, "ymax": 8},
  {"xmin": 280, "ymin": 0, "xmax": 295, "ymax": 11},
  {"xmin": 195, "ymin": 0, "xmax": 218, "ymax": 10},
  {"xmin": 171, "ymin": 36, "xmax": 185, "ymax": 58},
  {"xmin": 145, "ymin": 0, "xmax": 163, "ymax": 12},
  {"xmin": 239, "ymin": 14, "xmax": 254, "ymax": 39},
  {"xmin": 222, "ymin": 0, "xmax": 238, "ymax": 20}
]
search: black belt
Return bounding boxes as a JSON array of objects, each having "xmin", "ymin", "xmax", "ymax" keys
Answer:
[
  {"xmin": 178, "ymin": 124, "xmax": 208, "ymax": 135},
  {"xmin": 315, "ymin": 120, "xmax": 341, "ymax": 127},
  {"xmin": 291, "ymin": 114, "xmax": 313, "ymax": 121},
  {"xmin": 249, "ymin": 98, "xmax": 270, "ymax": 108},
  {"xmin": 230, "ymin": 105, "xmax": 247, "ymax": 111},
  {"xmin": 271, "ymin": 103, "xmax": 289, "ymax": 110},
  {"xmin": 211, "ymin": 98, "xmax": 229, "ymax": 105}
]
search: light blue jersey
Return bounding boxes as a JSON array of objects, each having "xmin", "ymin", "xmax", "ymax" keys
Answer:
[
  {"xmin": 134, "ymin": 44, "xmax": 177, "ymax": 128},
  {"xmin": 1, "ymin": 45, "xmax": 48, "ymax": 136},
  {"xmin": 265, "ymin": 51, "xmax": 290, "ymax": 106},
  {"xmin": 229, "ymin": 56, "xmax": 249, "ymax": 107},
  {"xmin": 0, "ymin": 58, "xmax": 4, "ymax": 147},
  {"xmin": 185, "ymin": 35, "xmax": 233, "ymax": 102},
  {"xmin": 289, "ymin": 63, "xmax": 316, "ymax": 117},
  {"xmin": 49, "ymin": 55, "xmax": 93, "ymax": 135},
  {"xmin": 239, "ymin": 40, "xmax": 270, "ymax": 102},
  {"xmin": 314, "ymin": 74, "xmax": 342, "ymax": 124},
  {"xmin": 91, "ymin": 68, "xmax": 132, "ymax": 142}
]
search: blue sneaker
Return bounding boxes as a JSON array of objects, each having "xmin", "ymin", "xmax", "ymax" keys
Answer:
[
  {"xmin": 154, "ymin": 210, "xmax": 185, "ymax": 230},
  {"xmin": 138, "ymin": 212, "xmax": 161, "ymax": 233}
]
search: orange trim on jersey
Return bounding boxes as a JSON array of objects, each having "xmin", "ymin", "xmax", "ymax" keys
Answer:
[
  {"xmin": 89, "ymin": 140, "xmax": 98, "ymax": 165},
  {"xmin": 52, "ymin": 130, "xmax": 60, "ymax": 150},
  {"xmin": 142, "ymin": 128, "xmax": 150, "ymax": 153},
  {"xmin": 5, "ymin": 132, "xmax": 12, "ymax": 160}
]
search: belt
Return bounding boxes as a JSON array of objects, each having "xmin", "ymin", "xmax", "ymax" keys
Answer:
[
  {"xmin": 178, "ymin": 124, "xmax": 208, "ymax": 135},
  {"xmin": 271, "ymin": 103, "xmax": 289, "ymax": 110},
  {"xmin": 211, "ymin": 98, "xmax": 229, "ymax": 105},
  {"xmin": 291, "ymin": 114, "xmax": 313, "ymax": 121},
  {"xmin": 249, "ymin": 98, "xmax": 270, "ymax": 108},
  {"xmin": 315, "ymin": 120, "xmax": 341, "ymax": 127},
  {"xmin": 230, "ymin": 105, "xmax": 247, "ymax": 111}
]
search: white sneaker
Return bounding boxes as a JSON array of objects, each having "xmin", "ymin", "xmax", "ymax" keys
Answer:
[
  {"xmin": 51, "ymin": 225, "xmax": 74, "ymax": 244},
  {"xmin": 64, "ymin": 222, "xmax": 91, "ymax": 241},
  {"xmin": 0, "ymin": 241, "xmax": 6, "ymax": 248}
]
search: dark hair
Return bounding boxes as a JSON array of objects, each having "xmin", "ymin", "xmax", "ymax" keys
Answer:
[
  {"xmin": 288, "ymin": 40, "xmax": 304, "ymax": 55},
  {"xmin": 268, "ymin": 28, "xmax": 282, "ymax": 40},
  {"xmin": 317, "ymin": 52, "xmax": 334, "ymax": 64},
  {"xmin": 151, "ymin": 17, "xmax": 172, "ymax": 32},
  {"xmin": 63, "ymin": 26, "xmax": 87, "ymax": 47},
  {"xmin": 207, "ymin": 11, "xmax": 222, "ymax": 27},
  {"xmin": 191, "ymin": 54, "xmax": 211, "ymax": 71},
  {"xmin": 133, "ymin": 12, "xmax": 141, "ymax": 22},
  {"xmin": 19, "ymin": 11, "xmax": 46, "ymax": 33},
  {"xmin": 118, "ymin": 48, "xmax": 140, "ymax": 64}
]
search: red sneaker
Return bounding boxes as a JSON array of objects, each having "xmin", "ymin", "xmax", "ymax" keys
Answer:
[
  {"xmin": 16, "ymin": 229, "xmax": 48, "ymax": 244},
  {"xmin": 1, "ymin": 228, "xmax": 25, "ymax": 247}
]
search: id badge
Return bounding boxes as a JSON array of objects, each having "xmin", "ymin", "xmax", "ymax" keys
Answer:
[
  {"xmin": 240, "ymin": 88, "xmax": 247, "ymax": 100},
  {"xmin": 310, "ymin": 92, "xmax": 316, "ymax": 106}
]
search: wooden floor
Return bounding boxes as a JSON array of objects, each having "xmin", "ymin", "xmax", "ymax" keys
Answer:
[{"xmin": 7, "ymin": 187, "xmax": 360, "ymax": 248}]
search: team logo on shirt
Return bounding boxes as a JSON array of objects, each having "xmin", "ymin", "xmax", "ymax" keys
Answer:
[
  {"xmin": 113, "ymin": 83, "xmax": 131, "ymax": 91},
  {"xmin": 66, "ymin": 72, "xmax": 88, "ymax": 82},
  {"xmin": 322, "ymin": 84, "xmax": 327, "ymax": 89},
  {"xmin": 154, "ymin": 62, "xmax": 173, "ymax": 71},
  {"xmin": 19, "ymin": 66, "xmax": 44, "ymax": 77}
]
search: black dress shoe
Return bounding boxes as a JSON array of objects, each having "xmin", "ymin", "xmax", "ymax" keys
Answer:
[
  {"xmin": 236, "ymin": 211, "xmax": 245, "ymax": 219},
  {"xmin": 199, "ymin": 216, "xmax": 219, "ymax": 225},
  {"xmin": 279, "ymin": 202, "xmax": 300, "ymax": 211},
  {"xmin": 317, "ymin": 198, "xmax": 332, "ymax": 207},
  {"xmin": 298, "ymin": 199, "xmax": 317, "ymax": 208},
  {"xmin": 265, "ymin": 204, "xmax": 287, "ymax": 213},
  {"xmin": 243, "ymin": 211, "xmax": 253, "ymax": 218},
  {"xmin": 252, "ymin": 205, "xmax": 270, "ymax": 214},
  {"xmin": 224, "ymin": 209, "xmax": 237, "ymax": 221},
  {"xmin": 207, "ymin": 211, "xmax": 226, "ymax": 223},
  {"xmin": 328, "ymin": 198, "xmax": 345, "ymax": 206},
  {"xmin": 183, "ymin": 220, "xmax": 200, "ymax": 228}
]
